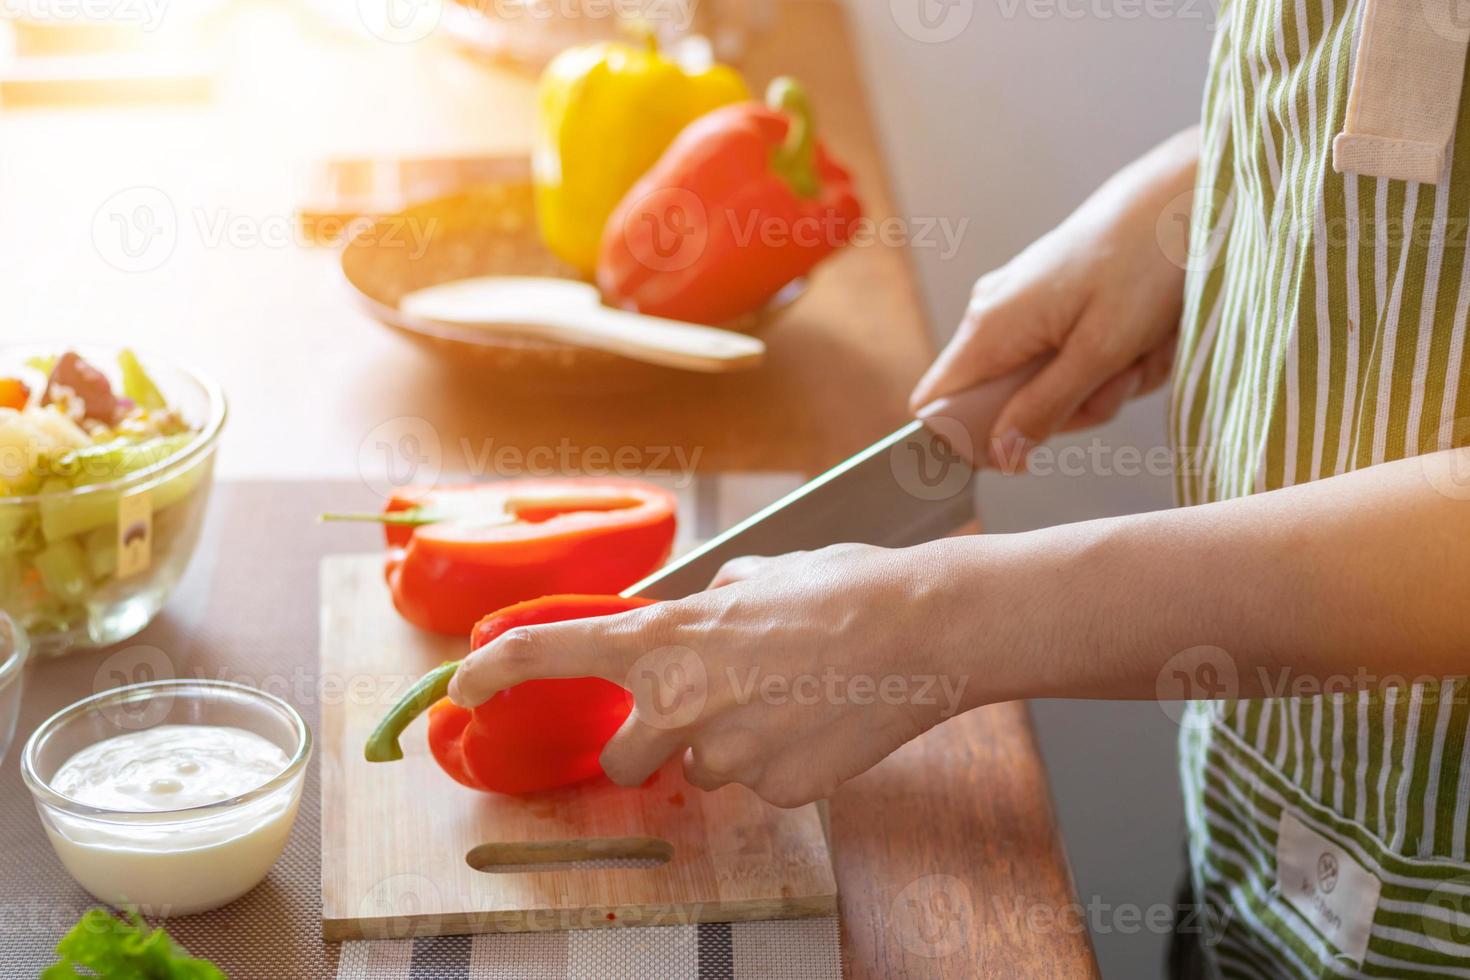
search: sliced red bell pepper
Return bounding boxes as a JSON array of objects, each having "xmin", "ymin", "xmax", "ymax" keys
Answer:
[
  {"xmin": 364, "ymin": 594, "xmax": 655, "ymax": 795},
  {"xmin": 597, "ymin": 76, "xmax": 862, "ymax": 325},
  {"xmin": 324, "ymin": 478, "xmax": 676, "ymax": 635}
]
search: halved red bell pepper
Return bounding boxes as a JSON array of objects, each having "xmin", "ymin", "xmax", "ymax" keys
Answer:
[
  {"xmin": 325, "ymin": 478, "xmax": 676, "ymax": 635},
  {"xmin": 364, "ymin": 593, "xmax": 654, "ymax": 795},
  {"xmin": 597, "ymin": 76, "xmax": 862, "ymax": 325}
]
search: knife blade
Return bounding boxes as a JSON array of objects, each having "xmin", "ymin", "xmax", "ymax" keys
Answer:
[{"xmin": 623, "ymin": 360, "xmax": 1044, "ymax": 601}]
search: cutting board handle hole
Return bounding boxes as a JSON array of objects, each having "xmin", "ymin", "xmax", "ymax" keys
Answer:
[{"xmin": 466, "ymin": 836, "xmax": 674, "ymax": 874}]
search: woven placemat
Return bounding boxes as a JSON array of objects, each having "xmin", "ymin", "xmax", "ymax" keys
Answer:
[
  {"xmin": 0, "ymin": 479, "xmax": 840, "ymax": 979},
  {"xmin": 335, "ymin": 918, "xmax": 843, "ymax": 980}
]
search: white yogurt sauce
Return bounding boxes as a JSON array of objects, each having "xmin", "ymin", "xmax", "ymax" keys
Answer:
[
  {"xmin": 52, "ymin": 724, "xmax": 288, "ymax": 811},
  {"xmin": 41, "ymin": 723, "xmax": 302, "ymax": 916}
]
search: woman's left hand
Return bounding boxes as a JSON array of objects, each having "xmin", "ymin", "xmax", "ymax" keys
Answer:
[
  {"xmin": 447, "ymin": 541, "xmax": 998, "ymax": 808},
  {"xmin": 448, "ymin": 447, "xmax": 1470, "ymax": 808}
]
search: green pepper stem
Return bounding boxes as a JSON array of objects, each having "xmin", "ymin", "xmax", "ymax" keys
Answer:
[
  {"xmin": 320, "ymin": 510, "xmax": 437, "ymax": 527},
  {"xmin": 768, "ymin": 76, "xmax": 820, "ymax": 199},
  {"xmin": 364, "ymin": 661, "xmax": 461, "ymax": 763}
]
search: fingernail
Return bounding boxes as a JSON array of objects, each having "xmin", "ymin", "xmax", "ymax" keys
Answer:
[
  {"xmin": 988, "ymin": 429, "xmax": 1034, "ymax": 472},
  {"xmin": 910, "ymin": 365, "xmax": 945, "ymax": 411}
]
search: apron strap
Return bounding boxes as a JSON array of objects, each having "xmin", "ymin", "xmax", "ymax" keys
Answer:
[{"xmin": 1332, "ymin": 0, "xmax": 1470, "ymax": 184}]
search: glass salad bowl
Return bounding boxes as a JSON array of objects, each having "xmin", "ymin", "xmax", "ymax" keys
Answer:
[
  {"xmin": 0, "ymin": 345, "xmax": 226, "ymax": 656},
  {"xmin": 0, "ymin": 613, "xmax": 25, "ymax": 763}
]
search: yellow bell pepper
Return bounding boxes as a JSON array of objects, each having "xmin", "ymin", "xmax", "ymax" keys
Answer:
[{"xmin": 533, "ymin": 34, "xmax": 748, "ymax": 274}]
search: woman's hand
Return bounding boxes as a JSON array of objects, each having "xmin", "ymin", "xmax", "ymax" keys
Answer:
[
  {"xmin": 910, "ymin": 127, "xmax": 1200, "ymax": 470},
  {"xmin": 448, "ymin": 541, "xmax": 1009, "ymax": 808}
]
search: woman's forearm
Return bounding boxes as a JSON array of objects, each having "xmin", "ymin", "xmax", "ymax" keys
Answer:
[
  {"xmin": 945, "ymin": 448, "xmax": 1470, "ymax": 707},
  {"xmin": 1075, "ymin": 124, "xmax": 1200, "ymax": 237}
]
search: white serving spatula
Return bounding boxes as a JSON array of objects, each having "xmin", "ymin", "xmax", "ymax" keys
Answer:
[{"xmin": 397, "ymin": 276, "xmax": 766, "ymax": 373}]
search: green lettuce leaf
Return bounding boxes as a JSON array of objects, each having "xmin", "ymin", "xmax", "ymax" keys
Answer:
[
  {"xmin": 42, "ymin": 909, "xmax": 226, "ymax": 980},
  {"xmin": 117, "ymin": 350, "xmax": 166, "ymax": 412}
]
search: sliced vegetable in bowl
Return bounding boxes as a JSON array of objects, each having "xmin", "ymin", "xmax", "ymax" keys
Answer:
[
  {"xmin": 0, "ymin": 351, "xmax": 194, "ymax": 497},
  {"xmin": 0, "ymin": 345, "xmax": 226, "ymax": 655}
]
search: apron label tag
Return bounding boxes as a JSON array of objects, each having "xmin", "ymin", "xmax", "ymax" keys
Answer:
[
  {"xmin": 116, "ymin": 491, "xmax": 153, "ymax": 580},
  {"xmin": 1276, "ymin": 809, "xmax": 1380, "ymax": 963}
]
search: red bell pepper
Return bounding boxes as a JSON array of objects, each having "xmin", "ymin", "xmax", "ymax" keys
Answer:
[
  {"xmin": 364, "ymin": 594, "xmax": 654, "ymax": 795},
  {"xmin": 323, "ymin": 478, "xmax": 676, "ymax": 636},
  {"xmin": 597, "ymin": 76, "xmax": 862, "ymax": 325}
]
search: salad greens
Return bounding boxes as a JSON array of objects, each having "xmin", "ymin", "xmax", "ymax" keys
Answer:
[
  {"xmin": 0, "ymin": 350, "xmax": 206, "ymax": 638},
  {"xmin": 42, "ymin": 909, "xmax": 226, "ymax": 980},
  {"xmin": 0, "ymin": 351, "xmax": 193, "ymax": 498},
  {"xmin": 118, "ymin": 349, "xmax": 167, "ymax": 412}
]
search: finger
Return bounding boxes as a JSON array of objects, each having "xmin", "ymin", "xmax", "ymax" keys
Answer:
[
  {"xmin": 682, "ymin": 730, "xmax": 766, "ymax": 793},
  {"xmin": 1137, "ymin": 336, "xmax": 1178, "ymax": 395},
  {"xmin": 915, "ymin": 356, "xmax": 1048, "ymax": 467},
  {"xmin": 989, "ymin": 321, "xmax": 1139, "ymax": 464},
  {"xmin": 681, "ymin": 746, "xmax": 731, "ymax": 792},
  {"xmin": 708, "ymin": 553, "xmax": 797, "ymax": 589},
  {"xmin": 1058, "ymin": 336, "xmax": 1178, "ymax": 432},
  {"xmin": 751, "ymin": 713, "xmax": 911, "ymax": 808},
  {"xmin": 751, "ymin": 748, "xmax": 839, "ymax": 809},
  {"xmin": 599, "ymin": 709, "xmax": 688, "ymax": 787},
  {"xmin": 1058, "ymin": 365, "xmax": 1142, "ymax": 432},
  {"xmin": 909, "ymin": 284, "xmax": 1054, "ymax": 412},
  {"xmin": 448, "ymin": 610, "xmax": 650, "ymax": 707}
]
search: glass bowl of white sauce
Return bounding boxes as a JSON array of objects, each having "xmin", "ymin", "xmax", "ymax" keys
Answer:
[{"xmin": 20, "ymin": 679, "xmax": 311, "ymax": 917}]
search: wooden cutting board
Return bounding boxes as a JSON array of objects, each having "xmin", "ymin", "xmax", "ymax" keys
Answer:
[{"xmin": 319, "ymin": 554, "xmax": 837, "ymax": 941}]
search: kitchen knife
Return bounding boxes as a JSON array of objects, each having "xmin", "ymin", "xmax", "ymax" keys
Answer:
[{"xmin": 623, "ymin": 360, "xmax": 1045, "ymax": 601}]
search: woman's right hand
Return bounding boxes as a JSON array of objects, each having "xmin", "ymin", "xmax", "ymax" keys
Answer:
[{"xmin": 910, "ymin": 127, "xmax": 1201, "ymax": 470}]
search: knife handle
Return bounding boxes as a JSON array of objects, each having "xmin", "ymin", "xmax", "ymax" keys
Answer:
[{"xmin": 914, "ymin": 356, "xmax": 1049, "ymax": 468}]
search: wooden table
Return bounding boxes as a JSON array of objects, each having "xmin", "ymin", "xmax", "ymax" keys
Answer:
[{"xmin": 0, "ymin": 1, "xmax": 1097, "ymax": 975}]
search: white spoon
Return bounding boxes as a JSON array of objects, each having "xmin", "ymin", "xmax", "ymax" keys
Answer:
[{"xmin": 397, "ymin": 276, "xmax": 766, "ymax": 373}]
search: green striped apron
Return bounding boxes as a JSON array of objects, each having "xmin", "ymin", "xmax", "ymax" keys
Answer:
[{"xmin": 1172, "ymin": 0, "xmax": 1470, "ymax": 973}]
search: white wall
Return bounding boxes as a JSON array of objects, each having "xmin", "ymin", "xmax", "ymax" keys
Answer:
[
  {"xmin": 841, "ymin": 0, "xmax": 1218, "ymax": 523},
  {"xmin": 845, "ymin": 0, "xmax": 1216, "ymax": 324},
  {"xmin": 840, "ymin": 3, "xmax": 1218, "ymax": 975}
]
